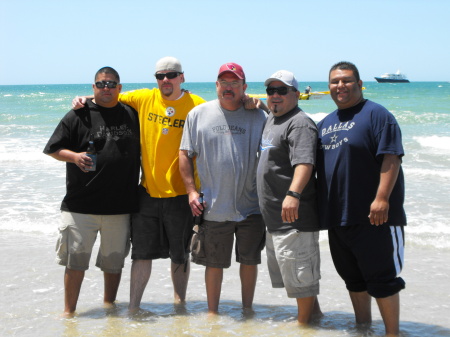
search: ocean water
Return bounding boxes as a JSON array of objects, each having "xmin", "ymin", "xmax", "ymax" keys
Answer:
[{"xmin": 1, "ymin": 82, "xmax": 449, "ymax": 336}]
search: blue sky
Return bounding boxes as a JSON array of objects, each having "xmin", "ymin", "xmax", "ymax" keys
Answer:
[{"xmin": 1, "ymin": 0, "xmax": 448, "ymax": 85}]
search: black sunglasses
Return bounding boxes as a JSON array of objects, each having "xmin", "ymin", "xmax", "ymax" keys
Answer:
[
  {"xmin": 95, "ymin": 81, "xmax": 118, "ymax": 89},
  {"xmin": 266, "ymin": 86, "xmax": 295, "ymax": 96},
  {"xmin": 155, "ymin": 72, "xmax": 181, "ymax": 80}
]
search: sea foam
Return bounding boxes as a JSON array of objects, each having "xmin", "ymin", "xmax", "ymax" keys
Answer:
[{"xmin": 414, "ymin": 135, "xmax": 450, "ymax": 151}]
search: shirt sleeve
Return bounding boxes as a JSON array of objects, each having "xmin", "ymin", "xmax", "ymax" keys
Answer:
[
  {"xmin": 289, "ymin": 121, "xmax": 318, "ymax": 167},
  {"xmin": 179, "ymin": 112, "xmax": 197, "ymax": 157},
  {"xmin": 43, "ymin": 115, "xmax": 72, "ymax": 154},
  {"xmin": 376, "ymin": 115, "xmax": 404, "ymax": 157}
]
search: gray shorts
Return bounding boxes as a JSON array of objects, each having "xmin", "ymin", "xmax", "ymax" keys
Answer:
[
  {"xmin": 191, "ymin": 214, "xmax": 266, "ymax": 268},
  {"xmin": 266, "ymin": 229, "xmax": 320, "ymax": 298},
  {"xmin": 56, "ymin": 211, "xmax": 131, "ymax": 273}
]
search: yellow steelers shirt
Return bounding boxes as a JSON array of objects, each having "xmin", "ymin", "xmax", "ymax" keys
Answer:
[{"xmin": 119, "ymin": 88, "xmax": 205, "ymax": 198}]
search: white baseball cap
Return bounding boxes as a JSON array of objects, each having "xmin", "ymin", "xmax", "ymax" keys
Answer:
[
  {"xmin": 264, "ymin": 70, "xmax": 298, "ymax": 90},
  {"xmin": 155, "ymin": 56, "xmax": 183, "ymax": 73}
]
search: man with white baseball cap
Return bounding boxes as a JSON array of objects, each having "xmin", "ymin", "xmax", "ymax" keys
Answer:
[{"xmin": 257, "ymin": 70, "xmax": 323, "ymax": 324}]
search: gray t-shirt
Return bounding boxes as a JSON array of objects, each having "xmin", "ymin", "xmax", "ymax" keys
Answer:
[
  {"xmin": 180, "ymin": 99, "xmax": 267, "ymax": 222},
  {"xmin": 257, "ymin": 107, "xmax": 319, "ymax": 232}
]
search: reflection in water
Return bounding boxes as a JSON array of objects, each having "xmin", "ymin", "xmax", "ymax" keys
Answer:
[{"xmin": 55, "ymin": 300, "xmax": 395, "ymax": 337}]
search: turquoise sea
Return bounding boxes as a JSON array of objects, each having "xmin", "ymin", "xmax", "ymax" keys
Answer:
[{"xmin": 1, "ymin": 82, "xmax": 449, "ymax": 336}]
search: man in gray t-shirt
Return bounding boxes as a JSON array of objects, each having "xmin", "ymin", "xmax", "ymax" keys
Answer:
[
  {"xmin": 256, "ymin": 70, "xmax": 322, "ymax": 324},
  {"xmin": 179, "ymin": 63, "xmax": 267, "ymax": 314}
]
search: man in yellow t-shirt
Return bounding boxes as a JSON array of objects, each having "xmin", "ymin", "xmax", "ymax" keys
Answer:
[
  {"xmin": 73, "ymin": 57, "xmax": 206, "ymax": 311},
  {"xmin": 121, "ymin": 57, "xmax": 205, "ymax": 311}
]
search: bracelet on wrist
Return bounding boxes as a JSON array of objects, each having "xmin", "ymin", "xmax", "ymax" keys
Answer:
[{"xmin": 286, "ymin": 190, "xmax": 301, "ymax": 200}]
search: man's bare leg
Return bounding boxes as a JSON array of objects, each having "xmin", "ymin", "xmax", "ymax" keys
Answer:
[
  {"xmin": 63, "ymin": 268, "xmax": 84, "ymax": 316},
  {"xmin": 129, "ymin": 260, "xmax": 152, "ymax": 311},
  {"xmin": 312, "ymin": 296, "xmax": 323, "ymax": 318},
  {"xmin": 349, "ymin": 290, "xmax": 372, "ymax": 324},
  {"xmin": 103, "ymin": 271, "xmax": 122, "ymax": 306},
  {"xmin": 376, "ymin": 292, "xmax": 400, "ymax": 337},
  {"xmin": 239, "ymin": 264, "xmax": 257, "ymax": 309},
  {"xmin": 296, "ymin": 296, "xmax": 316, "ymax": 324},
  {"xmin": 171, "ymin": 260, "xmax": 190, "ymax": 303},
  {"xmin": 205, "ymin": 267, "xmax": 223, "ymax": 313}
]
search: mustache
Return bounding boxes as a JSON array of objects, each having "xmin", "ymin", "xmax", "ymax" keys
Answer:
[{"xmin": 222, "ymin": 90, "xmax": 235, "ymax": 96}]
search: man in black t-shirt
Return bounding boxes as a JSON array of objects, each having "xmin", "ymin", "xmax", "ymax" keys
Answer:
[{"xmin": 43, "ymin": 67, "xmax": 140, "ymax": 317}]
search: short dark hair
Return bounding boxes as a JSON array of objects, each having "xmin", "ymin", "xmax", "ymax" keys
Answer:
[
  {"xmin": 95, "ymin": 66, "xmax": 120, "ymax": 82},
  {"xmin": 329, "ymin": 61, "xmax": 360, "ymax": 82}
]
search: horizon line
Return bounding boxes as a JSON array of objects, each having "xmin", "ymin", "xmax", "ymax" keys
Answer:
[{"xmin": 1, "ymin": 80, "xmax": 449, "ymax": 86}]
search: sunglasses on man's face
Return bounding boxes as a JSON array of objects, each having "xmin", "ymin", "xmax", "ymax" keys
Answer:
[
  {"xmin": 155, "ymin": 72, "xmax": 180, "ymax": 80},
  {"xmin": 266, "ymin": 86, "xmax": 295, "ymax": 96},
  {"xmin": 95, "ymin": 81, "xmax": 118, "ymax": 89}
]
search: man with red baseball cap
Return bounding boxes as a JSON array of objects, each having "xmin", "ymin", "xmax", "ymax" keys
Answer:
[{"xmin": 179, "ymin": 62, "xmax": 267, "ymax": 314}]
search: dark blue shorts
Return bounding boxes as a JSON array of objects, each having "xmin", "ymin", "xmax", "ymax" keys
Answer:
[
  {"xmin": 131, "ymin": 186, "xmax": 193, "ymax": 264},
  {"xmin": 328, "ymin": 224, "xmax": 405, "ymax": 298}
]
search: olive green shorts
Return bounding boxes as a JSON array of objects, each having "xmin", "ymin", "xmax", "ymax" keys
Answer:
[{"xmin": 191, "ymin": 214, "xmax": 266, "ymax": 268}]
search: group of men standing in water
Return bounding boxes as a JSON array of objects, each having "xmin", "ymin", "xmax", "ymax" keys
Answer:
[{"xmin": 44, "ymin": 56, "xmax": 406, "ymax": 336}]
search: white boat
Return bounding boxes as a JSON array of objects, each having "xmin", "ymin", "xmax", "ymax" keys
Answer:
[{"xmin": 374, "ymin": 70, "xmax": 410, "ymax": 83}]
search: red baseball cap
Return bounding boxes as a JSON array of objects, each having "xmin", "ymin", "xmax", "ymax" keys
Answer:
[{"xmin": 217, "ymin": 62, "xmax": 245, "ymax": 80}]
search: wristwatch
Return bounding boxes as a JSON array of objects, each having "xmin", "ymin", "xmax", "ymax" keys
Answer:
[{"xmin": 286, "ymin": 190, "xmax": 301, "ymax": 200}]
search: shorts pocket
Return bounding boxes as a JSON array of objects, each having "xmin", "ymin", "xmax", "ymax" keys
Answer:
[
  {"xmin": 190, "ymin": 225, "xmax": 206, "ymax": 259},
  {"xmin": 55, "ymin": 224, "xmax": 69, "ymax": 263},
  {"xmin": 281, "ymin": 249, "xmax": 320, "ymax": 288}
]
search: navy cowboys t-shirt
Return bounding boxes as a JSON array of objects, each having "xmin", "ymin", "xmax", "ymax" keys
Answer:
[{"xmin": 316, "ymin": 99, "xmax": 407, "ymax": 229}]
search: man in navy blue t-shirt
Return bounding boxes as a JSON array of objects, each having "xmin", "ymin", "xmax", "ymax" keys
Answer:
[{"xmin": 316, "ymin": 61, "xmax": 406, "ymax": 336}]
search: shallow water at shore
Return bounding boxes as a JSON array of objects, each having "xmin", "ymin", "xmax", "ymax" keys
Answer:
[{"xmin": 1, "ymin": 231, "xmax": 449, "ymax": 337}]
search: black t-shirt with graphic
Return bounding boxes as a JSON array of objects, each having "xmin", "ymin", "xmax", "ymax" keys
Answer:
[{"xmin": 44, "ymin": 100, "xmax": 140, "ymax": 215}]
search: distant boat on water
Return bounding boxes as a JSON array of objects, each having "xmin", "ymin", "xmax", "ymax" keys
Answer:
[{"xmin": 374, "ymin": 70, "xmax": 410, "ymax": 83}]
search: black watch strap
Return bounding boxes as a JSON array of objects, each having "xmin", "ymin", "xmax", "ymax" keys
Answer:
[{"xmin": 286, "ymin": 190, "xmax": 301, "ymax": 200}]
